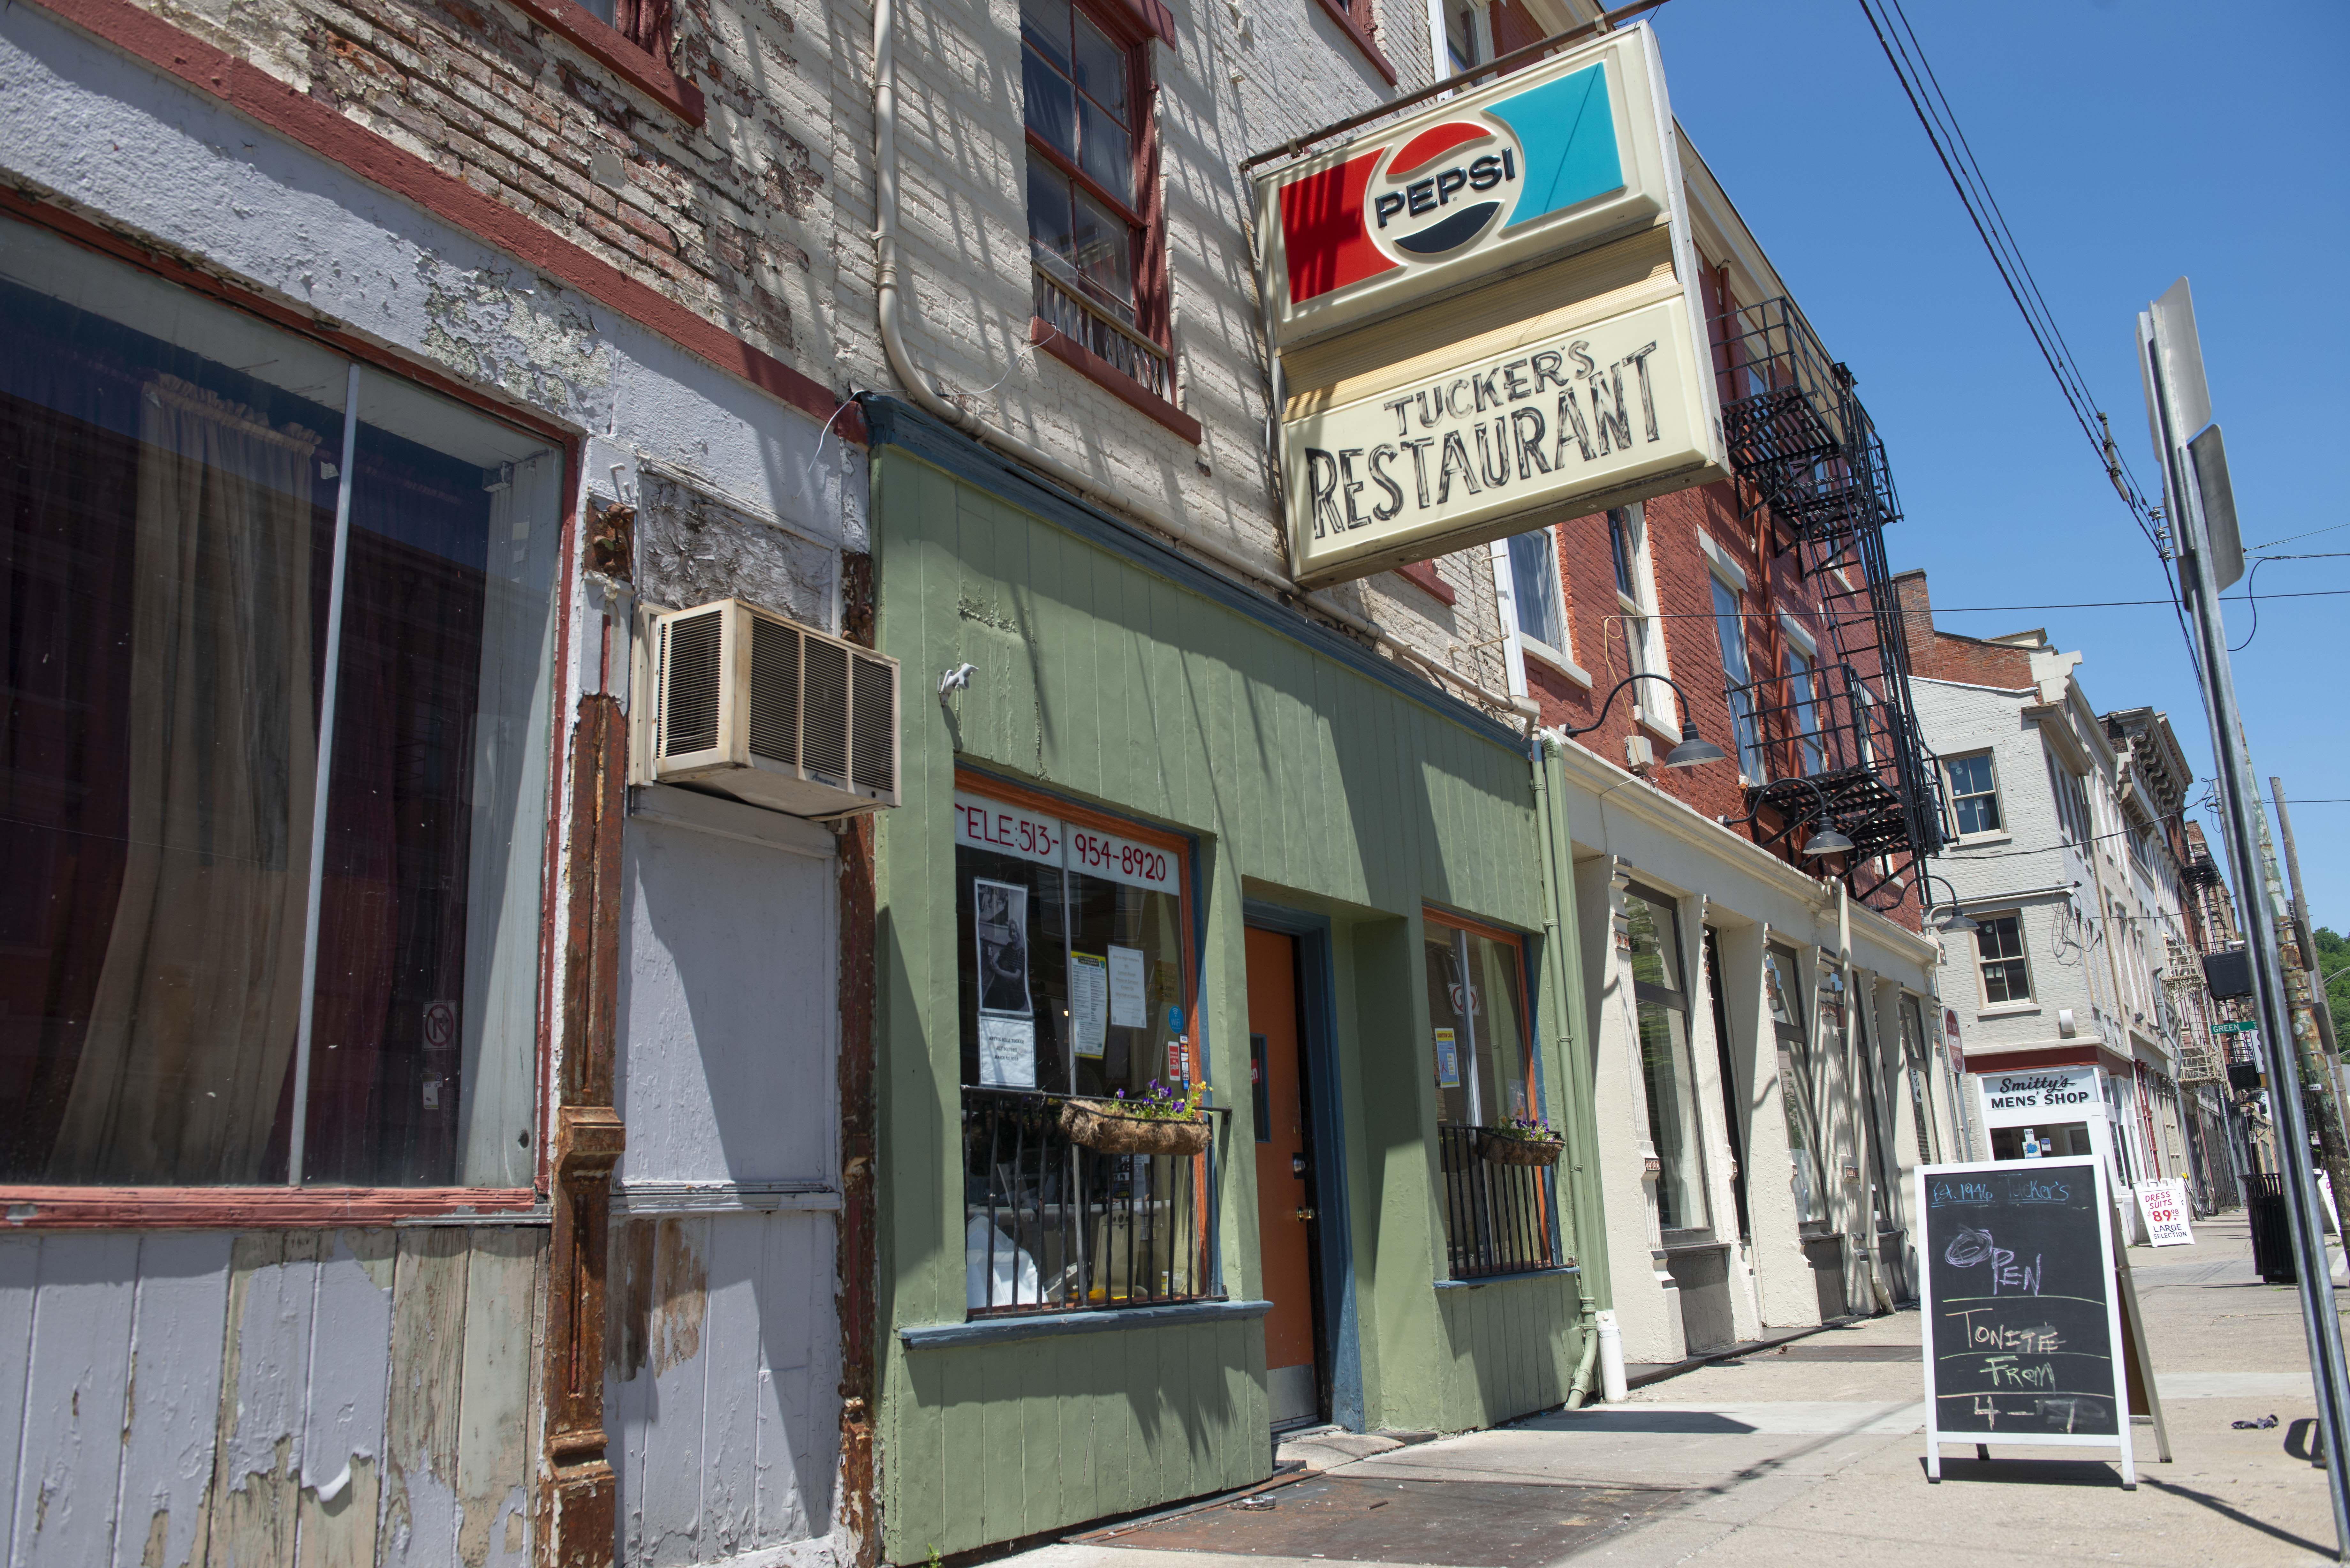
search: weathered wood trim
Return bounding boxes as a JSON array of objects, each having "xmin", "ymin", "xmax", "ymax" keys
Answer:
[
  {"xmin": 543, "ymin": 695, "xmax": 628, "ymax": 1567},
  {"xmin": 609, "ymin": 1181, "xmax": 841, "ymax": 1215},
  {"xmin": 835, "ymin": 547, "xmax": 881, "ymax": 1568},
  {"xmin": 0, "ymin": 1187, "xmax": 540, "ymax": 1229}
]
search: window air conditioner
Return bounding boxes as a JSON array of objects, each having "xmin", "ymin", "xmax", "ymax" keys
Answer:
[{"xmin": 645, "ymin": 598, "xmax": 899, "ymax": 817}]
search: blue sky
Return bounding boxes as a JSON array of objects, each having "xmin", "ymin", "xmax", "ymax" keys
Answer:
[{"xmin": 1652, "ymin": 0, "xmax": 2350, "ymax": 934}]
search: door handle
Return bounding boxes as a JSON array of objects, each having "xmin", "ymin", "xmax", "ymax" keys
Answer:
[{"xmin": 1295, "ymin": 1206, "xmax": 1316, "ymax": 1222}]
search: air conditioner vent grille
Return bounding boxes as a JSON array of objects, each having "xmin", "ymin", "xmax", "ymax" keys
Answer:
[
  {"xmin": 802, "ymin": 637, "xmax": 850, "ymax": 782},
  {"xmin": 748, "ymin": 615, "xmax": 801, "ymax": 765},
  {"xmin": 851, "ymin": 654, "xmax": 896, "ymax": 795},
  {"xmin": 662, "ymin": 608, "xmax": 725, "ymax": 757}
]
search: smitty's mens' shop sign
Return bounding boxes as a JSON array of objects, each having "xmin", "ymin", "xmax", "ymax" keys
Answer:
[{"xmin": 1251, "ymin": 23, "xmax": 1726, "ymax": 587}]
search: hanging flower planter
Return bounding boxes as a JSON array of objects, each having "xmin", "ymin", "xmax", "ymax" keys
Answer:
[
  {"xmin": 1477, "ymin": 1129, "xmax": 1564, "ymax": 1167},
  {"xmin": 1058, "ymin": 1101, "xmax": 1212, "ymax": 1157}
]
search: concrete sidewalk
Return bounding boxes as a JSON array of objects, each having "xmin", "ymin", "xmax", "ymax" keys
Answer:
[{"xmin": 1012, "ymin": 1214, "xmax": 2338, "ymax": 1567}]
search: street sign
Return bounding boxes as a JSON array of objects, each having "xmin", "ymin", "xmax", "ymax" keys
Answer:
[{"xmin": 2214, "ymin": 1020, "xmax": 2258, "ymax": 1033}]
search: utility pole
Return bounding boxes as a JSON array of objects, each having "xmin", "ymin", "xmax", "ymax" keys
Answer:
[
  {"xmin": 2140, "ymin": 279, "xmax": 2350, "ymax": 1556},
  {"xmin": 2271, "ymin": 777, "xmax": 2350, "ymax": 1210}
]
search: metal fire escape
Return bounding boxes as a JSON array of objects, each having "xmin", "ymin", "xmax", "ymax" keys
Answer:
[{"xmin": 1711, "ymin": 297, "xmax": 1947, "ymax": 903}]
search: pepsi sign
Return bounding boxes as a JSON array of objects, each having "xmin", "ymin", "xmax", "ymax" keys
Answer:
[{"xmin": 1249, "ymin": 25, "xmax": 1728, "ymax": 588}]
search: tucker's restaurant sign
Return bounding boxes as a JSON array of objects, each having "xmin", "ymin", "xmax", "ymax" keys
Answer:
[{"xmin": 1251, "ymin": 24, "xmax": 1726, "ymax": 587}]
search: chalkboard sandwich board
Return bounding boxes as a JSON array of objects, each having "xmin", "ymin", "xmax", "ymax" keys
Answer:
[{"xmin": 1916, "ymin": 1156, "xmax": 2135, "ymax": 1486}]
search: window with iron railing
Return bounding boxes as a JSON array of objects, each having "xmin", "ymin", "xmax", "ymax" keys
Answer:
[
  {"xmin": 1424, "ymin": 909, "xmax": 1558, "ymax": 1278},
  {"xmin": 1021, "ymin": 0, "xmax": 1172, "ymax": 400},
  {"xmin": 953, "ymin": 779, "xmax": 1219, "ymax": 1315}
]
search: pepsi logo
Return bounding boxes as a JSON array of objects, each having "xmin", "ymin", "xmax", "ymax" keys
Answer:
[
  {"xmin": 1273, "ymin": 59, "xmax": 1626, "ymax": 309},
  {"xmin": 1371, "ymin": 121, "xmax": 1519, "ymax": 260}
]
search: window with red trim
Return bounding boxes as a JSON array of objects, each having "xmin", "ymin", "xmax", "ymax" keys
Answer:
[
  {"xmin": 0, "ymin": 211, "xmax": 561, "ymax": 1191},
  {"xmin": 579, "ymin": 0, "xmax": 673, "ymax": 66},
  {"xmin": 1022, "ymin": 0, "xmax": 1160, "ymax": 340}
]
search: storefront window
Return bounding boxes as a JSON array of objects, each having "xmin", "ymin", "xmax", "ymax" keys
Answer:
[
  {"xmin": 0, "ymin": 214, "xmax": 558, "ymax": 1189},
  {"xmin": 1625, "ymin": 885, "xmax": 1709, "ymax": 1236},
  {"xmin": 1424, "ymin": 910, "xmax": 1551, "ymax": 1278},
  {"xmin": 1423, "ymin": 917, "xmax": 1534, "ymax": 1129},
  {"xmin": 951, "ymin": 783, "xmax": 1209, "ymax": 1315},
  {"xmin": 1763, "ymin": 943, "xmax": 1827, "ymax": 1226}
]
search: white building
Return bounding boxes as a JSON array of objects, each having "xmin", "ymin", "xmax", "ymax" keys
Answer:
[{"xmin": 1898, "ymin": 573, "xmax": 2206, "ymax": 1214}]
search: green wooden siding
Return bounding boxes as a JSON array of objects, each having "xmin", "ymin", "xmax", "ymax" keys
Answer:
[{"xmin": 869, "ymin": 413, "xmax": 1589, "ymax": 1560}]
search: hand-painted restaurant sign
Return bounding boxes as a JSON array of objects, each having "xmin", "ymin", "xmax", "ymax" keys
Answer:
[{"xmin": 1251, "ymin": 24, "xmax": 1727, "ymax": 588}]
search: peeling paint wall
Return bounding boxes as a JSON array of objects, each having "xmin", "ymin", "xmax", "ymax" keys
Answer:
[
  {"xmin": 0, "ymin": 1226, "xmax": 543, "ymax": 1568},
  {"xmin": 606, "ymin": 798, "xmax": 845, "ymax": 1567}
]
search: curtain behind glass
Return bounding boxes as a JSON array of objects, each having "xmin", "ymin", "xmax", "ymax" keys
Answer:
[
  {"xmin": 1508, "ymin": 531, "xmax": 1563, "ymax": 652},
  {"xmin": 52, "ymin": 376, "xmax": 322, "ymax": 1182}
]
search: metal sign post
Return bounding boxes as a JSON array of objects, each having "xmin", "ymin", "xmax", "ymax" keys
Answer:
[{"xmin": 2139, "ymin": 279, "xmax": 2350, "ymax": 1558}]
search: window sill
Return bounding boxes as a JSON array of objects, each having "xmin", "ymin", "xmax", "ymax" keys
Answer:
[
  {"xmin": 503, "ymin": 0, "xmax": 707, "ymax": 125},
  {"xmin": 1433, "ymin": 1265, "xmax": 1579, "ymax": 1291},
  {"xmin": 1635, "ymin": 709, "xmax": 1679, "ymax": 745},
  {"xmin": 900, "ymin": 1296, "xmax": 1268, "ymax": 1349},
  {"xmin": 1949, "ymin": 832, "xmax": 2013, "ymax": 850},
  {"xmin": 1976, "ymin": 1001, "xmax": 2042, "ymax": 1020},
  {"xmin": 1522, "ymin": 637, "xmax": 1591, "ymax": 689},
  {"xmin": 1309, "ymin": 0, "xmax": 1399, "ymax": 83},
  {"xmin": 1029, "ymin": 316, "xmax": 1202, "ymax": 444},
  {"xmin": 0, "ymin": 1186, "xmax": 545, "ymax": 1230},
  {"xmin": 1394, "ymin": 559, "xmax": 1456, "ymax": 606}
]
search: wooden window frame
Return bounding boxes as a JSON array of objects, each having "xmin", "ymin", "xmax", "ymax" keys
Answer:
[
  {"xmin": 1974, "ymin": 911, "xmax": 2034, "ymax": 1007},
  {"xmin": 0, "ymin": 195, "xmax": 578, "ymax": 1229},
  {"xmin": 1422, "ymin": 904, "xmax": 1542, "ymax": 1126},
  {"xmin": 1020, "ymin": 0, "xmax": 1197, "ymax": 435},
  {"xmin": 505, "ymin": 0, "xmax": 707, "ymax": 124},
  {"xmin": 1315, "ymin": 0, "xmax": 1401, "ymax": 84},
  {"xmin": 950, "ymin": 768, "xmax": 1214, "ymax": 1317},
  {"xmin": 1944, "ymin": 750, "xmax": 2005, "ymax": 840}
]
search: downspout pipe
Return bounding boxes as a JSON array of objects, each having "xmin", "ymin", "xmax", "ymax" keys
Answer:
[
  {"xmin": 1533, "ymin": 735, "xmax": 1617, "ymax": 1399},
  {"xmin": 870, "ymin": 0, "xmax": 1531, "ymax": 726}
]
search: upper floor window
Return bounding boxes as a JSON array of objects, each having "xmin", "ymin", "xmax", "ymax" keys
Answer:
[
  {"xmin": 1786, "ymin": 645, "xmax": 1825, "ymax": 776},
  {"xmin": 1506, "ymin": 528, "xmax": 1569, "ymax": 666},
  {"xmin": 578, "ymin": 0, "xmax": 672, "ymax": 62},
  {"xmin": 1444, "ymin": 4, "xmax": 1480, "ymax": 72},
  {"xmin": 1975, "ymin": 913, "xmax": 2033, "ymax": 1005},
  {"xmin": 0, "ymin": 214, "xmax": 559, "ymax": 1189},
  {"xmin": 1709, "ymin": 575, "xmax": 1766, "ymax": 779},
  {"xmin": 1024, "ymin": 0, "xmax": 1151, "ymax": 330},
  {"xmin": 1945, "ymin": 752, "xmax": 2003, "ymax": 837},
  {"xmin": 1607, "ymin": 505, "xmax": 1671, "ymax": 721}
]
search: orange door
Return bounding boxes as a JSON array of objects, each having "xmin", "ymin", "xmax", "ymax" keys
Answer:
[{"xmin": 1247, "ymin": 926, "xmax": 1320, "ymax": 1427}]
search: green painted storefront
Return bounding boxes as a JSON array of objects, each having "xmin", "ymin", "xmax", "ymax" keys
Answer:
[{"xmin": 865, "ymin": 400, "xmax": 1609, "ymax": 1559}]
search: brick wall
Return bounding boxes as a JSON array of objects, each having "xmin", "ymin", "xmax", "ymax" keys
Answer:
[
  {"xmin": 1520, "ymin": 479, "xmax": 1931, "ymax": 928},
  {"xmin": 122, "ymin": 0, "xmax": 841, "ymax": 378},
  {"xmin": 1894, "ymin": 569, "xmax": 2033, "ymax": 688}
]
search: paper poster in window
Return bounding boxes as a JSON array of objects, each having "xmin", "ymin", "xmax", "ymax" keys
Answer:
[
  {"xmin": 975, "ymin": 879, "xmax": 1032, "ymax": 1017},
  {"xmin": 1108, "ymin": 944, "xmax": 1147, "ymax": 1029},
  {"xmin": 975, "ymin": 878, "xmax": 1036, "ymax": 1086},
  {"xmin": 978, "ymin": 1014, "xmax": 1038, "ymax": 1089},
  {"xmin": 1434, "ymin": 1028, "xmax": 1460, "ymax": 1088},
  {"xmin": 1069, "ymin": 951, "xmax": 1109, "ymax": 1059}
]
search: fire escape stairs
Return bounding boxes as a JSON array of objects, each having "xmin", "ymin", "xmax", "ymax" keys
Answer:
[{"xmin": 1713, "ymin": 297, "xmax": 1948, "ymax": 902}]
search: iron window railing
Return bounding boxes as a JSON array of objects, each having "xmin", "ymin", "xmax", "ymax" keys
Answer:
[
  {"xmin": 962, "ymin": 1086, "xmax": 1223, "ymax": 1317},
  {"xmin": 1436, "ymin": 1123, "xmax": 1558, "ymax": 1279},
  {"xmin": 1033, "ymin": 265, "xmax": 1174, "ymax": 401}
]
